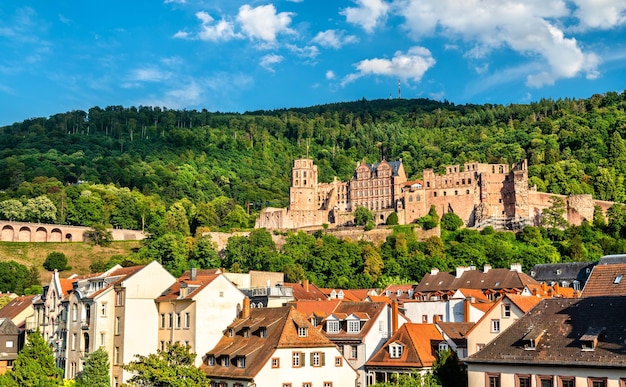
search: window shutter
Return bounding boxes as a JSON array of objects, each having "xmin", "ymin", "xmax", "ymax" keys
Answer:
[
  {"xmin": 310, "ymin": 352, "xmax": 314, "ymax": 365},
  {"xmin": 322, "ymin": 352, "xmax": 326, "ymax": 366},
  {"xmin": 300, "ymin": 352, "xmax": 305, "ymax": 366}
]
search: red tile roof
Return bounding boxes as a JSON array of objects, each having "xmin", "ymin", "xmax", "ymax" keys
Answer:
[
  {"xmin": 156, "ymin": 271, "xmax": 221, "ymax": 302},
  {"xmin": 283, "ymin": 281, "xmax": 328, "ymax": 301},
  {"xmin": 0, "ymin": 295, "xmax": 37, "ymax": 321},
  {"xmin": 366, "ymin": 323, "xmax": 443, "ymax": 369}
]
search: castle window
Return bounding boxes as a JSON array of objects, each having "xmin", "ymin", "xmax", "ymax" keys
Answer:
[
  {"xmin": 455, "ymin": 190, "xmax": 458, "ymax": 195},
  {"xmin": 443, "ymin": 191, "xmax": 447, "ymax": 196},
  {"xmin": 466, "ymin": 190, "xmax": 470, "ymax": 194},
  {"xmin": 433, "ymin": 192, "xmax": 437, "ymax": 197},
  {"xmin": 468, "ymin": 179, "xmax": 471, "ymax": 184}
]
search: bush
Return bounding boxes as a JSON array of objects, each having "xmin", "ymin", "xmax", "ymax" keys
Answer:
[
  {"xmin": 441, "ymin": 212, "xmax": 463, "ymax": 231},
  {"xmin": 386, "ymin": 212, "xmax": 399, "ymax": 225},
  {"xmin": 43, "ymin": 252, "xmax": 69, "ymax": 272}
]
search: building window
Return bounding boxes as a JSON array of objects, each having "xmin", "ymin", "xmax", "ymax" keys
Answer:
[
  {"xmin": 491, "ymin": 319, "xmax": 500, "ymax": 333},
  {"xmin": 5, "ymin": 340, "xmax": 13, "ymax": 348},
  {"xmin": 72, "ymin": 303, "xmax": 78, "ymax": 321},
  {"xmin": 71, "ymin": 333, "xmax": 77, "ymax": 351},
  {"xmin": 271, "ymin": 358, "xmax": 280, "ymax": 368},
  {"xmin": 160, "ymin": 341, "xmax": 165, "ymax": 351},
  {"xmin": 298, "ymin": 327, "xmax": 308, "ymax": 337},
  {"xmin": 503, "ymin": 304, "xmax": 511, "ymax": 318},
  {"xmin": 347, "ymin": 320, "xmax": 360, "ymax": 333},
  {"xmin": 422, "ymin": 315, "xmax": 428, "ymax": 323},
  {"xmin": 237, "ymin": 356, "xmax": 245, "ymax": 368},
  {"xmin": 184, "ymin": 312, "xmax": 190, "ymax": 329},
  {"xmin": 100, "ymin": 302, "xmax": 107, "ymax": 317},
  {"xmin": 335, "ymin": 357, "xmax": 342, "ymax": 367},
  {"xmin": 516, "ymin": 375, "xmax": 531, "ymax": 387},
  {"xmin": 326, "ymin": 320, "xmax": 339, "ymax": 333},
  {"xmin": 115, "ymin": 290, "xmax": 125, "ymax": 306},
  {"xmin": 558, "ymin": 376, "xmax": 575, "ymax": 387},
  {"xmin": 324, "ymin": 383, "xmax": 333, "ymax": 387},
  {"xmin": 303, "ymin": 383, "xmax": 311, "ymax": 387},
  {"xmin": 438, "ymin": 342, "xmax": 449, "ymax": 351},
  {"xmin": 283, "ymin": 384, "xmax": 292, "ymax": 387},
  {"xmin": 260, "ymin": 327, "xmax": 267, "ymax": 338},
  {"xmin": 160, "ymin": 314, "xmax": 165, "ymax": 329},
  {"xmin": 222, "ymin": 356, "xmax": 230, "ymax": 367},
  {"xmin": 292, "ymin": 352, "xmax": 304, "ymax": 367},
  {"xmin": 537, "ymin": 375, "xmax": 553, "ymax": 387},
  {"xmin": 389, "ymin": 343, "xmax": 403, "ymax": 358},
  {"xmin": 115, "ymin": 316, "xmax": 120, "ymax": 335},
  {"xmin": 207, "ymin": 355, "xmax": 215, "ymax": 366},
  {"xmin": 168, "ymin": 313, "xmax": 173, "ymax": 328},
  {"xmin": 176, "ymin": 313, "xmax": 181, "ymax": 329},
  {"xmin": 351, "ymin": 345, "xmax": 358, "ymax": 359},
  {"xmin": 477, "ymin": 343, "xmax": 485, "ymax": 352},
  {"xmin": 114, "ymin": 346, "xmax": 120, "ymax": 365},
  {"xmin": 588, "ymin": 378, "xmax": 607, "ymax": 387},
  {"xmin": 100, "ymin": 332, "xmax": 106, "ymax": 346},
  {"xmin": 487, "ymin": 373, "xmax": 501, "ymax": 387}
]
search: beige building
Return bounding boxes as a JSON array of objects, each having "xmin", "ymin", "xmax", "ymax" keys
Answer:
[
  {"xmin": 202, "ymin": 302, "xmax": 358, "ymax": 387},
  {"xmin": 465, "ymin": 294, "xmax": 541, "ymax": 357},
  {"xmin": 466, "ymin": 296, "xmax": 626, "ymax": 387},
  {"xmin": 256, "ymin": 158, "xmax": 612, "ymax": 230},
  {"xmin": 155, "ymin": 269, "xmax": 246, "ymax": 366}
]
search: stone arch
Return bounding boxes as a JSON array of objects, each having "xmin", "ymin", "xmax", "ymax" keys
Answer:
[
  {"xmin": 35, "ymin": 227, "xmax": 48, "ymax": 242},
  {"xmin": 50, "ymin": 228, "xmax": 63, "ymax": 242},
  {"xmin": 1, "ymin": 225, "xmax": 15, "ymax": 242},
  {"xmin": 18, "ymin": 226, "xmax": 32, "ymax": 242},
  {"xmin": 65, "ymin": 233, "xmax": 73, "ymax": 242}
]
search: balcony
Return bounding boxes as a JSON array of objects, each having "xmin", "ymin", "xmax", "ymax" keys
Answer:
[{"xmin": 80, "ymin": 320, "xmax": 90, "ymax": 330}]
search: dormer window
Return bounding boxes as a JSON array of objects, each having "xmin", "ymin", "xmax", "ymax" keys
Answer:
[
  {"xmin": 259, "ymin": 327, "xmax": 267, "ymax": 338},
  {"xmin": 327, "ymin": 320, "xmax": 339, "ymax": 334},
  {"xmin": 556, "ymin": 269, "xmax": 562, "ymax": 275},
  {"xmin": 389, "ymin": 343, "xmax": 403, "ymax": 358},
  {"xmin": 298, "ymin": 327, "xmax": 308, "ymax": 337},
  {"xmin": 236, "ymin": 356, "xmax": 246, "ymax": 368},
  {"xmin": 396, "ymin": 290, "xmax": 402, "ymax": 296},
  {"xmin": 243, "ymin": 327, "xmax": 250, "ymax": 338},
  {"xmin": 228, "ymin": 328, "xmax": 234, "ymax": 337},
  {"xmin": 347, "ymin": 320, "xmax": 361, "ymax": 333},
  {"xmin": 222, "ymin": 356, "xmax": 230, "ymax": 367},
  {"xmin": 207, "ymin": 355, "xmax": 215, "ymax": 366},
  {"xmin": 522, "ymin": 327, "xmax": 545, "ymax": 351},
  {"xmin": 580, "ymin": 327, "xmax": 605, "ymax": 351}
]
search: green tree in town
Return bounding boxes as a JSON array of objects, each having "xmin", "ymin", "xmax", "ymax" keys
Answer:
[
  {"xmin": 43, "ymin": 251, "xmax": 69, "ymax": 271},
  {"xmin": 541, "ymin": 196, "xmax": 568, "ymax": 233},
  {"xmin": 354, "ymin": 206, "xmax": 374, "ymax": 226},
  {"xmin": 417, "ymin": 205, "xmax": 439, "ymax": 230},
  {"xmin": 386, "ymin": 212, "xmax": 399, "ymax": 225},
  {"xmin": 370, "ymin": 372, "xmax": 441, "ymax": 387},
  {"xmin": 0, "ymin": 330, "xmax": 62, "ymax": 386},
  {"xmin": 433, "ymin": 349, "xmax": 466, "ymax": 387},
  {"xmin": 123, "ymin": 342, "xmax": 209, "ymax": 387},
  {"xmin": 75, "ymin": 347, "xmax": 110, "ymax": 387},
  {"xmin": 440, "ymin": 212, "xmax": 463, "ymax": 231}
]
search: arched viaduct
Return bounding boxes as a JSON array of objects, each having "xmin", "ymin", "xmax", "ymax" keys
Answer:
[{"xmin": 0, "ymin": 221, "xmax": 146, "ymax": 243}]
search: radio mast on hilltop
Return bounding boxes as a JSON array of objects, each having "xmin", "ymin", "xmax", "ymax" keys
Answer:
[{"xmin": 398, "ymin": 79, "xmax": 401, "ymax": 99}]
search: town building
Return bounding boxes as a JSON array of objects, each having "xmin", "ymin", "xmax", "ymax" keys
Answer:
[
  {"xmin": 365, "ymin": 323, "xmax": 445, "ymax": 384},
  {"xmin": 256, "ymin": 158, "xmax": 612, "ymax": 230},
  {"xmin": 529, "ymin": 261, "xmax": 596, "ymax": 291},
  {"xmin": 465, "ymin": 296, "xmax": 626, "ymax": 387},
  {"xmin": 201, "ymin": 301, "xmax": 358, "ymax": 387},
  {"xmin": 0, "ymin": 318, "xmax": 20, "ymax": 374},
  {"xmin": 155, "ymin": 269, "xmax": 246, "ymax": 366},
  {"xmin": 581, "ymin": 262, "xmax": 626, "ymax": 297}
]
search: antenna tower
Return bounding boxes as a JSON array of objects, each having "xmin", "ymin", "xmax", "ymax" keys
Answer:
[{"xmin": 397, "ymin": 79, "xmax": 401, "ymax": 99}]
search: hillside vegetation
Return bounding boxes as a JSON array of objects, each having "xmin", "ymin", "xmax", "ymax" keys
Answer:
[{"xmin": 1, "ymin": 91, "xmax": 626, "ymax": 289}]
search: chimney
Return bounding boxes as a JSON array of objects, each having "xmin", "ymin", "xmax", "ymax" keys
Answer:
[
  {"xmin": 483, "ymin": 264, "xmax": 491, "ymax": 273},
  {"xmin": 304, "ymin": 279, "xmax": 310, "ymax": 293},
  {"xmin": 391, "ymin": 300, "xmax": 399, "ymax": 334},
  {"xmin": 433, "ymin": 314, "xmax": 440, "ymax": 323},
  {"xmin": 242, "ymin": 297, "xmax": 250, "ymax": 319},
  {"xmin": 456, "ymin": 266, "xmax": 470, "ymax": 278},
  {"xmin": 463, "ymin": 298, "xmax": 470, "ymax": 323},
  {"xmin": 510, "ymin": 263, "xmax": 522, "ymax": 273},
  {"xmin": 190, "ymin": 268, "xmax": 197, "ymax": 281},
  {"xmin": 430, "ymin": 268, "xmax": 439, "ymax": 276},
  {"xmin": 541, "ymin": 283, "xmax": 547, "ymax": 293}
]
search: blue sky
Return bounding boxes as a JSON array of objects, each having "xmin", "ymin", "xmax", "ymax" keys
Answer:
[{"xmin": 1, "ymin": 0, "xmax": 626, "ymax": 126}]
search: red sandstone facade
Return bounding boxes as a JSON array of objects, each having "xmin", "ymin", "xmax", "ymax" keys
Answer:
[{"xmin": 255, "ymin": 158, "xmax": 611, "ymax": 230}]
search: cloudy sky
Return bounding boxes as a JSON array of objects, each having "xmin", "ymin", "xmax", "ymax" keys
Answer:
[{"xmin": 1, "ymin": 0, "xmax": 626, "ymax": 125}]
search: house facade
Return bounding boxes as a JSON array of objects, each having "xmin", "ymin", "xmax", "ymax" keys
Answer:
[
  {"xmin": 202, "ymin": 302, "xmax": 358, "ymax": 387},
  {"xmin": 156, "ymin": 269, "xmax": 246, "ymax": 366},
  {"xmin": 465, "ymin": 296, "xmax": 626, "ymax": 387}
]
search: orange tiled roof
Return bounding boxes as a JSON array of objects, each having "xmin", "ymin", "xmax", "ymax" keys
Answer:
[
  {"xmin": 283, "ymin": 281, "xmax": 328, "ymax": 301},
  {"xmin": 456, "ymin": 288, "xmax": 489, "ymax": 302},
  {"xmin": 505, "ymin": 294, "xmax": 542, "ymax": 313},
  {"xmin": 319, "ymin": 301, "xmax": 387, "ymax": 340},
  {"xmin": 366, "ymin": 323, "xmax": 443, "ymax": 369},
  {"xmin": 157, "ymin": 271, "xmax": 221, "ymax": 302},
  {"xmin": 290, "ymin": 299, "xmax": 341, "ymax": 319},
  {"xmin": 0, "ymin": 295, "xmax": 36, "ymax": 321}
]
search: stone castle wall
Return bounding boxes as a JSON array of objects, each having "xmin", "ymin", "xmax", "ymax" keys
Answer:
[{"xmin": 256, "ymin": 159, "xmax": 611, "ymax": 231}]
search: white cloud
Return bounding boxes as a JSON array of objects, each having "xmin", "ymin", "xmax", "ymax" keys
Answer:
[
  {"xmin": 342, "ymin": 46, "xmax": 435, "ymax": 85},
  {"xmin": 260, "ymin": 54, "xmax": 284, "ymax": 72},
  {"xmin": 570, "ymin": 0, "xmax": 626, "ymax": 30},
  {"xmin": 394, "ymin": 0, "xmax": 600, "ymax": 87},
  {"xmin": 286, "ymin": 44, "xmax": 319, "ymax": 59},
  {"xmin": 312, "ymin": 29, "xmax": 358, "ymax": 49},
  {"xmin": 128, "ymin": 67, "xmax": 172, "ymax": 82},
  {"xmin": 236, "ymin": 4, "xmax": 295, "ymax": 42},
  {"xmin": 326, "ymin": 70, "xmax": 336, "ymax": 80},
  {"xmin": 174, "ymin": 11, "xmax": 240, "ymax": 41},
  {"xmin": 341, "ymin": 0, "xmax": 390, "ymax": 33},
  {"xmin": 164, "ymin": 0, "xmax": 186, "ymax": 3}
]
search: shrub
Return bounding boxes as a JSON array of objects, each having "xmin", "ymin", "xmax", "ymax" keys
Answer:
[
  {"xmin": 43, "ymin": 252, "xmax": 69, "ymax": 272},
  {"xmin": 441, "ymin": 212, "xmax": 463, "ymax": 231}
]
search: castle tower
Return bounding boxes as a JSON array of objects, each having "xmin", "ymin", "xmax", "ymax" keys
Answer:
[{"xmin": 289, "ymin": 158, "xmax": 318, "ymax": 211}]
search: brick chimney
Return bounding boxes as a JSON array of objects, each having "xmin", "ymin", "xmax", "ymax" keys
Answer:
[
  {"xmin": 391, "ymin": 300, "xmax": 399, "ymax": 334},
  {"xmin": 242, "ymin": 297, "xmax": 250, "ymax": 319},
  {"xmin": 463, "ymin": 298, "xmax": 471, "ymax": 323},
  {"xmin": 190, "ymin": 267, "xmax": 197, "ymax": 281},
  {"xmin": 304, "ymin": 279, "xmax": 310, "ymax": 293}
]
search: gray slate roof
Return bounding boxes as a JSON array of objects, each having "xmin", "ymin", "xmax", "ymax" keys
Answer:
[{"xmin": 529, "ymin": 262, "xmax": 596, "ymax": 284}]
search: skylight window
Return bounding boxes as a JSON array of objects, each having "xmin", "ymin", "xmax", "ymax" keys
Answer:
[{"xmin": 614, "ymin": 275, "xmax": 623, "ymax": 284}]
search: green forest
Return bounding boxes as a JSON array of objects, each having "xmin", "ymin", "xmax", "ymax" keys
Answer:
[{"xmin": 1, "ymin": 90, "xmax": 626, "ymax": 289}]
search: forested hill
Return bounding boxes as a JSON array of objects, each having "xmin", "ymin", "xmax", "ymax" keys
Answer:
[{"xmin": 1, "ymin": 90, "xmax": 626, "ymax": 232}]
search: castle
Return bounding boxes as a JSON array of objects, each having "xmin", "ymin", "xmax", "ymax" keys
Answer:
[{"xmin": 255, "ymin": 158, "xmax": 613, "ymax": 230}]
